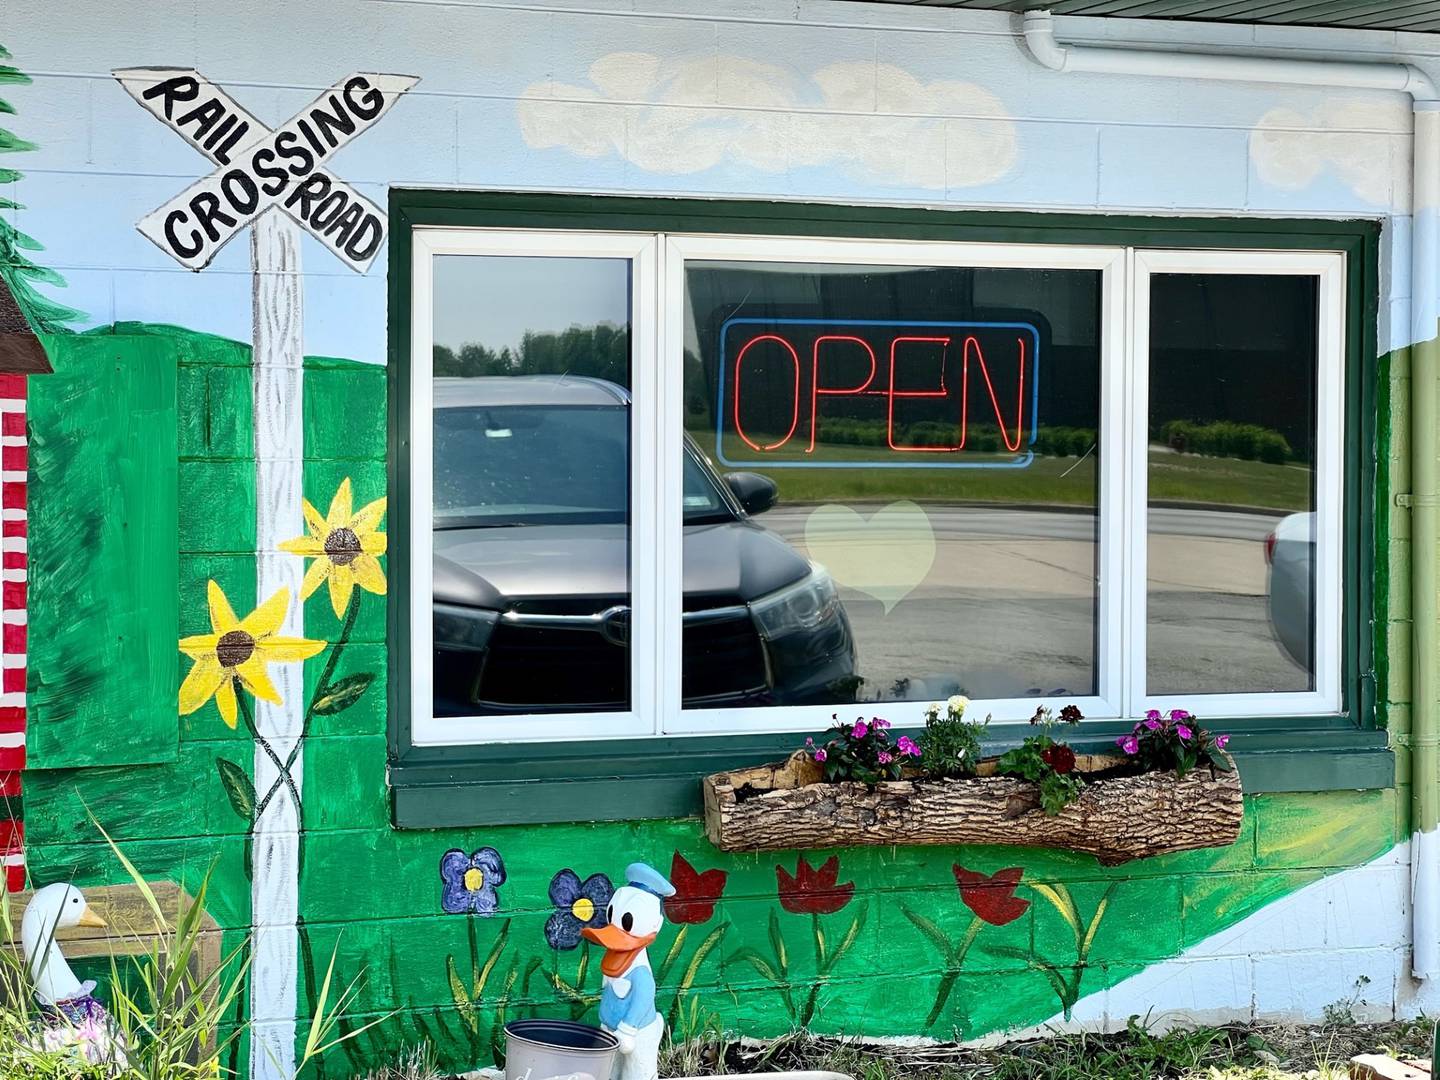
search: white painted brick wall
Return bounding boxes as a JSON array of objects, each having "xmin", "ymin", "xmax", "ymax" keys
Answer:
[{"xmin": 5, "ymin": 0, "xmax": 1431, "ymax": 356}]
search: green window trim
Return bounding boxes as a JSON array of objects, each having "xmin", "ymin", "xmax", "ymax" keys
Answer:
[{"xmin": 387, "ymin": 190, "xmax": 1384, "ymax": 829}]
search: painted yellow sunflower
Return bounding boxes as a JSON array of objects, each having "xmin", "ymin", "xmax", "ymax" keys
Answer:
[
  {"xmin": 279, "ymin": 477, "xmax": 387, "ymax": 618},
  {"xmin": 178, "ymin": 581, "xmax": 326, "ymax": 728}
]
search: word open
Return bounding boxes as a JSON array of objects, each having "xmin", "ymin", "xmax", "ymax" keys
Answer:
[{"xmin": 715, "ymin": 318, "xmax": 1041, "ymax": 469}]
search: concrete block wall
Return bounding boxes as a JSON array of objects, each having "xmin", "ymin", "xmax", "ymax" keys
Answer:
[{"xmin": 2, "ymin": 0, "xmax": 1430, "ymax": 1073}]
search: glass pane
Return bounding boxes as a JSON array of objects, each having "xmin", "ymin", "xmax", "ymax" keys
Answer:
[
  {"xmin": 1146, "ymin": 272, "xmax": 1318, "ymax": 695},
  {"xmin": 431, "ymin": 255, "xmax": 632, "ymax": 717},
  {"xmin": 681, "ymin": 261, "xmax": 1102, "ymax": 711}
]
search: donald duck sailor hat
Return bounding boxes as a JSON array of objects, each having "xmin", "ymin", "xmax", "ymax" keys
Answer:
[{"xmin": 625, "ymin": 863, "xmax": 676, "ymax": 899}]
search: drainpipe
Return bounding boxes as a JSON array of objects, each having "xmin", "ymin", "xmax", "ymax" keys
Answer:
[
  {"xmin": 1021, "ymin": 10, "xmax": 1440, "ymax": 979},
  {"xmin": 1413, "ymin": 103, "xmax": 1440, "ymax": 980}
]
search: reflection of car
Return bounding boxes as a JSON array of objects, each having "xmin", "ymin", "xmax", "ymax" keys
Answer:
[
  {"xmin": 1264, "ymin": 511, "xmax": 1313, "ymax": 671},
  {"xmin": 432, "ymin": 376, "xmax": 857, "ymax": 715}
]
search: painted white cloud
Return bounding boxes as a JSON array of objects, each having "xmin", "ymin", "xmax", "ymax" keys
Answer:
[
  {"xmin": 518, "ymin": 53, "xmax": 1017, "ymax": 190},
  {"xmin": 1250, "ymin": 99, "xmax": 1408, "ymax": 207}
]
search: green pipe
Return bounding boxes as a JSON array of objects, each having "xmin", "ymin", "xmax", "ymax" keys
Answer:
[{"xmin": 1411, "ymin": 104, "xmax": 1440, "ymax": 980}]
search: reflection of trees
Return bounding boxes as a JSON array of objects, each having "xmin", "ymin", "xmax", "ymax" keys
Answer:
[{"xmin": 434, "ymin": 323, "xmax": 629, "ymax": 385}]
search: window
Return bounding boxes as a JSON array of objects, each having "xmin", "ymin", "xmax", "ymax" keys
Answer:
[
  {"xmin": 406, "ymin": 224, "xmax": 1346, "ymax": 749},
  {"xmin": 1134, "ymin": 252, "xmax": 1342, "ymax": 719},
  {"xmin": 666, "ymin": 238, "xmax": 1118, "ymax": 734}
]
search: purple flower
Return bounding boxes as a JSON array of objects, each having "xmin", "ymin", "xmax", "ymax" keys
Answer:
[
  {"xmin": 1146, "ymin": 709, "xmax": 1162, "ymax": 721},
  {"xmin": 1145, "ymin": 718, "xmax": 1161, "ymax": 731},
  {"xmin": 1169, "ymin": 709, "xmax": 1192, "ymax": 722},
  {"xmin": 1118, "ymin": 735, "xmax": 1139, "ymax": 755},
  {"xmin": 1176, "ymin": 724, "xmax": 1193, "ymax": 741},
  {"xmin": 805, "ymin": 737, "xmax": 814, "ymax": 746},
  {"xmin": 814, "ymin": 748, "xmax": 828, "ymax": 763},
  {"xmin": 896, "ymin": 735, "xmax": 920, "ymax": 757},
  {"xmin": 852, "ymin": 720, "xmax": 869, "ymax": 739},
  {"xmin": 871, "ymin": 717, "xmax": 891, "ymax": 730},
  {"xmin": 1215, "ymin": 734, "xmax": 1230, "ymax": 750},
  {"xmin": 877, "ymin": 751, "xmax": 893, "ymax": 764},
  {"xmin": 440, "ymin": 848, "xmax": 507, "ymax": 916}
]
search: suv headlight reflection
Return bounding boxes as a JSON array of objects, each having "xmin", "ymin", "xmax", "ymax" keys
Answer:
[
  {"xmin": 434, "ymin": 603, "xmax": 499, "ymax": 651},
  {"xmin": 749, "ymin": 564, "xmax": 840, "ymax": 641}
]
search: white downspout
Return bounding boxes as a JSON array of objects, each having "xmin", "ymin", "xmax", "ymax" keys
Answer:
[
  {"xmin": 1020, "ymin": 10, "xmax": 1440, "ymax": 979},
  {"xmin": 1022, "ymin": 10, "xmax": 1435, "ymax": 96}
]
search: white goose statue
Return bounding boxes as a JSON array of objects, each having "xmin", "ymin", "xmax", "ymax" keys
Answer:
[{"xmin": 21, "ymin": 883, "xmax": 127, "ymax": 1066}]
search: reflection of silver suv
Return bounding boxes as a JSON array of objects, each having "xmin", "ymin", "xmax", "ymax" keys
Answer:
[
  {"xmin": 432, "ymin": 376, "xmax": 856, "ymax": 715},
  {"xmin": 1265, "ymin": 511, "xmax": 1313, "ymax": 671}
]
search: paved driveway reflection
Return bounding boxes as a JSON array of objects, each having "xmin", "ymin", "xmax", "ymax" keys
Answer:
[{"xmin": 762, "ymin": 504, "xmax": 1307, "ymax": 703}]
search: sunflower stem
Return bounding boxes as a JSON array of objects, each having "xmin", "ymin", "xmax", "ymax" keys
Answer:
[
  {"xmin": 306, "ymin": 587, "xmax": 362, "ymax": 724},
  {"xmin": 237, "ymin": 690, "xmax": 301, "ymax": 820},
  {"xmin": 253, "ymin": 589, "xmax": 361, "ymax": 820}
]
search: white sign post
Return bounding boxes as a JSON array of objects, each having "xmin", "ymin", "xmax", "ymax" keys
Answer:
[{"xmin": 114, "ymin": 67, "xmax": 418, "ymax": 1080}]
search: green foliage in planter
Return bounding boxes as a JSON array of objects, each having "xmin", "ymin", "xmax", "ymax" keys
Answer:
[
  {"xmin": 917, "ymin": 696, "xmax": 987, "ymax": 779},
  {"xmin": 1116, "ymin": 708, "xmax": 1233, "ymax": 778},
  {"xmin": 804, "ymin": 717, "xmax": 920, "ymax": 785},
  {"xmin": 995, "ymin": 705, "xmax": 1086, "ymax": 816}
]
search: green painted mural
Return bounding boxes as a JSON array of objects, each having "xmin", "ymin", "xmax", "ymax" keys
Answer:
[
  {"xmin": 15, "ymin": 322, "xmax": 1408, "ymax": 1072},
  {"xmin": 0, "ymin": 17, "xmax": 1422, "ymax": 1079}
]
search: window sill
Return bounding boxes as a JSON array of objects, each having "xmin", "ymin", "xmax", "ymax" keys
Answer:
[{"xmin": 388, "ymin": 717, "xmax": 1393, "ymax": 829}]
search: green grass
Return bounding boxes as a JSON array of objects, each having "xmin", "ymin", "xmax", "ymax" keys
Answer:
[
  {"xmin": 656, "ymin": 1021, "xmax": 1434, "ymax": 1080},
  {"xmin": 1148, "ymin": 452, "xmax": 1312, "ymax": 514},
  {"xmin": 701, "ymin": 433, "xmax": 1312, "ymax": 513}
]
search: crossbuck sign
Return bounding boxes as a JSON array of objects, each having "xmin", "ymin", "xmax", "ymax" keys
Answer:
[
  {"xmin": 114, "ymin": 66, "xmax": 417, "ymax": 1080},
  {"xmin": 116, "ymin": 68, "xmax": 417, "ymax": 271}
]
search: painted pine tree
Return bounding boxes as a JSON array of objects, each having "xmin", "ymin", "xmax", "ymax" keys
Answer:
[{"xmin": 0, "ymin": 44, "xmax": 80, "ymax": 331}]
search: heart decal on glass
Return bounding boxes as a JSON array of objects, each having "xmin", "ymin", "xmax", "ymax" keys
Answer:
[{"xmin": 803, "ymin": 500, "xmax": 936, "ymax": 614}]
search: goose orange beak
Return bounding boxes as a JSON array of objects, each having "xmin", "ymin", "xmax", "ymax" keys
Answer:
[
  {"xmin": 76, "ymin": 906, "xmax": 106, "ymax": 929},
  {"xmin": 580, "ymin": 923, "xmax": 656, "ymax": 977}
]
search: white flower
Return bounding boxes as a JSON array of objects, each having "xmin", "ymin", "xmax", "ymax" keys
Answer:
[{"xmin": 947, "ymin": 694, "xmax": 970, "ymax": 716}]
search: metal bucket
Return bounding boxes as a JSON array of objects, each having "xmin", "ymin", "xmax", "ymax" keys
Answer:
[{"xmin": 503, "ymin": 1019, "xmax": 619, "ymax": 1080}]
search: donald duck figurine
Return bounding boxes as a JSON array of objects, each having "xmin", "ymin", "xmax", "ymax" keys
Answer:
[{"xmin": 580, "ymin": 863, "xmax": 675, "ymax": 1080}]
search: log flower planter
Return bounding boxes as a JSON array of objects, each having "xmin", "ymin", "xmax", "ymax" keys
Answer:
[{"xmin": 702, "ymin": 750, "xmax": 1243, "ymax": 865}]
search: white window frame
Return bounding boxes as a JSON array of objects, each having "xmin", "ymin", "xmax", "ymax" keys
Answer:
[
  {"xmin": 410, "ymin": 228, "xmax": 660, "ymax": 746},
  {"xmin": 407, "ymin": 229, "xmax": 1346, "ymax": 747},
  {"xmin": 1128, "ymin": 248, "xmax": 1345, "ymax": 720},
  {"xmin": 660, "ymin": 234, "xmax": 1127, "ymax": 734}
]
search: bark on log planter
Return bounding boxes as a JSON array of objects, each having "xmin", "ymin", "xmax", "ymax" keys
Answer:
[{"xmin": 702, "ymin": 751, "xmax": 1243, "ymax": 865}]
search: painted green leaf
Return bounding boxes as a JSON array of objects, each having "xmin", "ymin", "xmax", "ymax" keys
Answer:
[
  {"xmin": 311, "ymin": 672, "xmax": 375, "ymax": 715},
  {"xmin": 215, "ymin": 758, "xmax": 256, "ymax": 822},
  {"xmin": 726, "ymin": 946, "xmax": 779, "ymax": 984},
  {"xmin": 767, "ymin": 908, "xmax": 788, "ymax": 973},
  {"xmin": 900, "ymin": 904, "xmax": 956, "ymax": 968}
]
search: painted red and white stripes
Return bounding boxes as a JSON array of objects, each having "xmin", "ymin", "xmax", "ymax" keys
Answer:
[{"xmin": 0, "ymin": 374, "xmax": 29, "ymax": 892}]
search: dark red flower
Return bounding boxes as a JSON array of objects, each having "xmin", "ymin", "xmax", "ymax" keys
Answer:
[
  {"xmin": 952, "ymin": 865, "xmax": 1030, "ymax": 926},
  {"xmin": 776, "ymin": 855, "xmax": 855, "ymax": 915},
  {"xmin": 665, "ymin": 851, "xmax": 727, "ymax": 925},
  {"xmin": 1041, "ymin": 744, "xmax": 1077, "ymax": 775},
  {"xmin": 1059, "ymin": 704, "xmax": 1084, "ymax": 724}
]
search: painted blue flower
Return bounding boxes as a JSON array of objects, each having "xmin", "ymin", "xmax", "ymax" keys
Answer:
[
  {"xmin": 440, "ymin": 848, "xmax": 506, "ymax": 915},
  {"xmin": 544, "ymin": 868, "xmax": 613, "ymax": 949}
]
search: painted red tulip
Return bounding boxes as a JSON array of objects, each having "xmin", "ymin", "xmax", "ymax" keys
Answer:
[
  {"xmin": 776, "ymin": 855, "xmax": 855, "ymax": 915},
  {"xmin": 665, "ymin": 851, "xmax": 727, "ymax": 925},
  {"xmin": 952, "ymin": 864, "xmax": 1030, "ymax": 926}
]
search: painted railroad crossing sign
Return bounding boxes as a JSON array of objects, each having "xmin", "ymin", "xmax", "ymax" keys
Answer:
[
  {"xmin": 113, "ymin": 65, "xmax": 417, "ymax": 1080},
  {"xmin": 113, "ymin": 68, "xmax": 418, "ymax": 272}
]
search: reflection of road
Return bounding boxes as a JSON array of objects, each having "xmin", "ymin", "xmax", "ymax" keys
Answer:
[{"xmin": 760, "ymin": 503, "xmax": 1308, "ymax": 703}]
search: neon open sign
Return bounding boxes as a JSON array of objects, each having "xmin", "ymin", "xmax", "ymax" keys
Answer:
[{"xmin": 715, "ymin": 318, "xmax": 1041, "ymax": 469}]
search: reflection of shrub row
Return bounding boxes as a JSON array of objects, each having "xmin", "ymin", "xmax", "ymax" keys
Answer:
[
  {"xmin": 815, "ymin": 418, "xmax": 1098, "ymax": 457},
  {"xmin": 1159, "ymin": 420, "xmax": 1292, "ymax": 464}
]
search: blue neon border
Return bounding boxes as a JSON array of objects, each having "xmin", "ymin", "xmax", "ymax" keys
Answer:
[{"xmin": 714, "ymin": 317, "xmax": 1041, "ymax": 469}]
